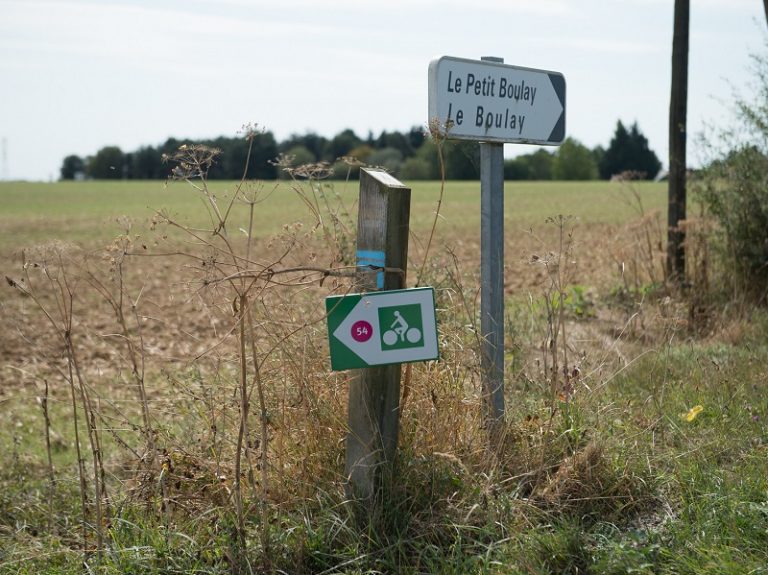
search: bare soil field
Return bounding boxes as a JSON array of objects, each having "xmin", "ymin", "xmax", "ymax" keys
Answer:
[
  {"xmin": 10, "ymin": 178, "xmax": 759, "ymax": 575},
  {"xmin": 0, "ymin": 179, "xmax": 665, "ymax": 375},
  {"xmin": 0, "ymin": 208, "xmax": 663, "ymax": 388}
]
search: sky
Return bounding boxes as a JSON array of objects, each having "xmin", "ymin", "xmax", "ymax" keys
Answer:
[{"xmin": 0, "ymin": 0, "xmax": 765, "ymax": 181}]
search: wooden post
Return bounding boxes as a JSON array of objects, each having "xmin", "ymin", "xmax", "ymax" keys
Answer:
[
  {"xmin": 667, "ymin": 0, "xmax": 689, "ymax": 282},
  {"xmin": 345, "ymin": 168, "xmax": 411, "ymax": 502}
]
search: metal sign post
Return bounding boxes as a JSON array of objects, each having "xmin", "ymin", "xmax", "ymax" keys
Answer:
[
  {"xmin": 479, "ymin": 57, "xmax": 506, "ymax": 429},
  {"xmin": 428, "ymin": 55, "xmax": 566, "ymax": 434}
]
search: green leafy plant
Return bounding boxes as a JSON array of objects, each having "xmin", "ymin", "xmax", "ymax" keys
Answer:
[{"xmin": 697, "ymin": 49, "xmax": 768, "ymax": 303}]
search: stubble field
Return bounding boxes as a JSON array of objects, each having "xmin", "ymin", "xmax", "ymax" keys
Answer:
[
  {"xmin": 1, "ymin": 177, "xmax": 766, "ymax": 574},
  {"xmin": 0, "ymin": 179, "xmax": 666, "ymax": 382}
]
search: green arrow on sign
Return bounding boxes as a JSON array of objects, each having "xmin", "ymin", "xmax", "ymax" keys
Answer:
[{"xmin": 326, "ymin": 287, "xmax": 439, "ymax": 371}]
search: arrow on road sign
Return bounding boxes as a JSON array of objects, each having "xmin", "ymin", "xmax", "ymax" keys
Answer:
[
  {"xmin": 428, "ymin": 56, "xmax": 566, "ymax": 145},
  {"xmin": 326, "ymin": 287, "xmax": 439, "ymax": 371}
]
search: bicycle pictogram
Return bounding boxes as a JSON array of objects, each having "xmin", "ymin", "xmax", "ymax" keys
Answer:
[{"xmin": 379, "ymin": 304, "xmax": 423, "ymax": 349}]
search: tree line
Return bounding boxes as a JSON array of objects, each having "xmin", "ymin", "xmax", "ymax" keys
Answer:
[{"xmin": 60, "ymin": 120, "xmax": 661, "ymax": 181}]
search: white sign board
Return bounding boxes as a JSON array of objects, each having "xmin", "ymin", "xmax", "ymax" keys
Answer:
[
  {"xmin": 428, "ymin": 56, "xmax": 566, "ymax": 145},
  {"xmin": 326, "ymin": 287, "xmax": 439, "ymax": 371}
]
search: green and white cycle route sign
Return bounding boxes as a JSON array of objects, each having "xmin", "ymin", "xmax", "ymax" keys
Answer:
[{"xmin": 326, "ymin": 287, "xmax": 439, "ymax": 371}]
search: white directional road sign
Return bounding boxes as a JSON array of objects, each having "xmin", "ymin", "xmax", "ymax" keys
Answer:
[
  {"xmin": 326, "ymin": 287, "xmax": 439, "ymax": 371},
  {"xmin": 428, "ymin": 56, "xmax": 565, "ymax": 145}
]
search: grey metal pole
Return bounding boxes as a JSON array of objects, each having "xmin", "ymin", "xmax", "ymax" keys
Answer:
[{"xmin": 480, "ymin": 56, "xmax": 505, "ymax": 432}]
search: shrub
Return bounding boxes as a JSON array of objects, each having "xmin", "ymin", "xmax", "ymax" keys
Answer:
[
  {"xmin": 367, "ymin": 146, "xmax": 404, "ymax": 175},
  {"xmin": 697, "ymin": 50, "xmax": 768, "ymax": 302},
  {"xmin": 400, "ymin": 156, "xmax": 433, "ymax": 180}
]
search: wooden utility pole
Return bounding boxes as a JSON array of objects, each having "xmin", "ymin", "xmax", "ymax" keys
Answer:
[
  {"xmin": 667, "ymin": 0, "xmax": 690, "ymax": 282},
  {"xmin": 345, "ymin": 168, "xmax": 411, "ymax": 503},
  {"xmin": 763, "ymin": 0, "xmax": 768, "ymax": 28}
]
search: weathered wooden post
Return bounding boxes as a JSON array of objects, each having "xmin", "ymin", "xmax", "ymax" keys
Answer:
[
  {"xmin": 345, "ymin": 168, "xmax": 411, "ymax": 501},
  {"xmin": 667, "ymin": 0, "xmax": 689, "ymax": 282}
]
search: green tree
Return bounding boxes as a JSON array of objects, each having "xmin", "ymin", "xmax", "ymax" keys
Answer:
[
  {"xmin": 131, "ymin": 145, "xmax": 164, "ymax": 179},
  {"xmin": 591, "ymin": 145, "xmax": 605, "ymax": 172},
  {"xmin": 87, "ymin": 146, "xmax": 124, "ymax": 179},
  {"xmin": 599, "ymin": 121, "xmax": 661, "ymax": 179},
  {"xmin": 527, "ymin": 149, "xmax": 555, "ymax": 180},
  {"xmin": 698, "ymin": 50, "xmax": 768, "ymax": 301},
  {"xmin": 325, "ymin": 129, "xmax": 363, "ymax": 161},
  {"xmin": 159, "ymin": 138, "xmax": 182, "ymax": 160},
  {"xmin": 410, "ymin": 139, "xmax": 440, "ymax": 179},
  {"xmin": 504, "ymin": 149, "xmax": 554, "ymax": 180},
  {"xmin": 368, "ymin": 147, "xmax": 404, "ymax": 175},
  {"xmin": 504, "ymin": 156, "xmax": 530, "ymax": 180},
  {"xmin": 60, "ymin": 155, "xmax": 85, "ymax": 180},
  {"xmin": 285, "ymin": 145, "xmax": 316, "ymax": 167},
  {"xmin": 407, "ymin": 126, "xmax": 426, "ymax": 153},
  {"xmin": 323, "ymin": 144, "xmax": 375, "ymax": 180},
  {"xmin": 347, "ymin": 144, "xmax": 374, "ymax": 164},
  {"xmin": 552, "ymin": 138, "xmax": 599, "ymax": 180},
  {"xmin": 206, "ymin": 132, "xmax": 278, "ymax": 180},
  {"xmin": 279, "ymin": 132, "xmax": 326, "ymax": 161},
  {"xmin": 398, "ymin": 137, "xmax": 461, "ymax": 180},
  {"xmin": 400, "ymin": 157, "xmax": 433, "ymax": 180},
  {"xmin": 375, "ymin": 131, "xmax": 414, "ymax": 158},
  {"xmin": 444, "ymin": 140, "xmax": 480, "ymax": 180}
]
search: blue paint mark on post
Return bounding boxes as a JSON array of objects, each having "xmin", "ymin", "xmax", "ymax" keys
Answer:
[{"xmin": 357, "ymin": 249, "xmax": 386, "ymax": 289}]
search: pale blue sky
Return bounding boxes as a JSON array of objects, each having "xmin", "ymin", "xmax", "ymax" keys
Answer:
[{"xmin": 0, "ymin": 0, "xmax": 764, "ymax": 181}]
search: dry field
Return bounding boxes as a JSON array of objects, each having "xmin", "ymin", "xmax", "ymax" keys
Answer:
[
  {"xmin": 0, "ymin": 178, "xmax": 668, "ymax": 384},
  {"xmin": 7, "ymin": 176, "xmax": 762, "ymax": 574}
]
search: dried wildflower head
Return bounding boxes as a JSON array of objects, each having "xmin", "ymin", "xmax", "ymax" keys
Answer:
[
  {"xmin": 338, "ymin": 156, "xmax": 365, "ymax": 168},
  {"xmin": 427, "ymin": 116, "xmax": 453, "ymax": 143},
  {"xmin": 270, "ymin": 153, "xmax": 296, "ymax": 175},
  {"xmin": 164, "ymin": 144, "xmax": 221, "ymax": 180},
  {"xmin": 289, "ymin": 161, "xmax": 334, "ymax": 180},
  {"xmin": 611, "ymin": 170, "xmax": 647, "ymax": 182},
  {"xmin": 115, "ymin": 215, "xmax": 132, "ymax": 234},
  {"xmin": 240, "ymin": 122, "xmax": 263, "ymax": 141}
]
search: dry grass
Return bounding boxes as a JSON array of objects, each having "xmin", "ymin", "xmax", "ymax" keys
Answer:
[{"xmin": 1, "ymin": 158, "xmax": 763, "ymax": 572}]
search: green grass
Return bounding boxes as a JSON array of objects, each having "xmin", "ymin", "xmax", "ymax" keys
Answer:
[
  {"xmin": 0, "ymin": 180, "xmax": 300, "ymax": 249},
  {"xmin": 0, "ymin": 179, "xmax": 666, "ymax": 251},
  {"xmin": 400, "ymin": 180, "xmax": 666, "ymax": 228},
  {"xmin": 3, "ymin": 312, "xmax": 766, "ymax": 574}
]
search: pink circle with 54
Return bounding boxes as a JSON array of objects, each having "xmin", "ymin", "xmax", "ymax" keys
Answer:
[{"xmin": 351, "ymin": 320, "xmax": 373, "ymax": 343}]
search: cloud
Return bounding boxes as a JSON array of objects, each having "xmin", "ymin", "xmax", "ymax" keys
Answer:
[
  {"xmin": 0, "ymin": 0, "xmax": 375, "ymax": 77},
  {"xmin": 557, "ymin": 37, "xmax": 662, "ymax": 55},
  {"xmin": 204, "ymin": 0, "xmax": 572, "ymax": 16}
]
